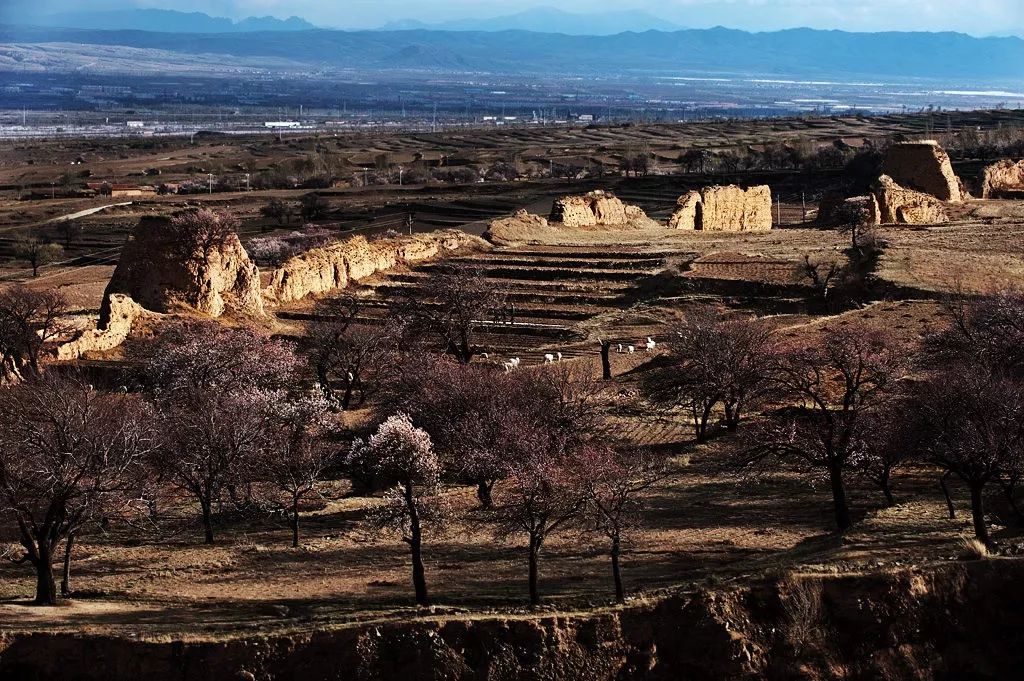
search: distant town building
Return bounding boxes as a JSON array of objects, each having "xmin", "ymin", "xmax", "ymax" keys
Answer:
[{"xmin": 264, "ymin": 121, "xmax": 302, "ymax": 129}]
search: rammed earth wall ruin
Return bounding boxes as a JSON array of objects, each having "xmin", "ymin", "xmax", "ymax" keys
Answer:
[
  {"xmin": 668, "ymin": 185, "xmax": 773, "ymax": 232},
  {"xmin": 263, "ymin": 229, "xmax": 491, "ymax": 305}
]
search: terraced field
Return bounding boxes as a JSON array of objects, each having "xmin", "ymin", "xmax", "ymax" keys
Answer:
[{"xmin": 280, "ymin": 245, "xmax": 683, "ymax": 366}]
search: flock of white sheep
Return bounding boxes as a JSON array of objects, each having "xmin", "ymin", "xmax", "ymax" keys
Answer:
[{"xmin": 500, "ymin": 337, "xmax": 656, "ymax": 372}]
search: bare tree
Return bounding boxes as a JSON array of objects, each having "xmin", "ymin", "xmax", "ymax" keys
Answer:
[
  {"xmin": 583, "ymin": 447, "xmax": 665, "ymax": 603},
  {"xmin": 253, "ymin": 396, "xmax": 335, "ymax": 547},
  {"xmin": 57, "ymin": 220, "xmax": 83, "ymax": 248},
  {"xmin": 137, "ymin": 322, "xmax": 299, "ymax": 543},
  {"xmin": 925, "ymin": 288, "xmax": 1024, "ymax": 376},
  {"xmin": 348, "ymin": 414, "xmax": 443, "ymax": 606},
  {"xmin": 400, "ymin": 264, "xmax": 506, "ymax": 363},
  {"xmin": 0, "ymin": 374, "xmax": 155, "ymax": 605},
  {"xmin": 489, "ymin": 431, "xmax": 590, "ymax": 607},
  {"xmin": 642, "ymin": 309, "xmax": 771, "ymax": 440},
  {"xmin": 0, "ymin": 286, "xmax": 71, "ymax": 379},
  {"xmin": 745, "ymin": 327, "xmax": 906, "ymax": 531},
  {"xmin": 13, "ymin": 233, "xmax": 63, "ymax": 278},
  {"xmin": 303, "ymin": 299, "xmax": 401, "ymax": 409},
  {"xmin": 260, "ymin": 198, "xmax": 293, "ymax": 228},
  {"xmin": 910, "ymin": 366, "xmax": 1024, "ymax": 545}
]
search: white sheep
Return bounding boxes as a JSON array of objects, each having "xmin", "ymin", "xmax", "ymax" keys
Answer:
[
  {"xmin": 627, "ymin": 345, "xmax": 635, "ymax": 354},
  {"xmin": 617, "ymin": 343, "xmax": 624, "ymax": 354},
  {"xmin": 557, "ymin": 352, "xmax": 563, "ymax": 362},
  {"xmin": 503, "ymin": 361, "xmax": 515, "ymax": 373},
  {"xmin": 646, "ymin": 337, "xmax": 656, "ymax": 352},
  {"xmin": 544, "ymin": 353, "xmax": 555, "ymax": 364}
]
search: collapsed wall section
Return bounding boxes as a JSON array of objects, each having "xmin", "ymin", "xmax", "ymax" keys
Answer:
[
  {"xmin": 979, "ymin": 159, "xmax": 1024, "ymax": 199},
  {"xmin": 874, "ymin": 174, "xmax": 948, "ymax": 224}
]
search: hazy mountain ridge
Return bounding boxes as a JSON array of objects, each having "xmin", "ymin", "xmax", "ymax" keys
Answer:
[
  {"xmin": 0, "ymin": 23, "xmax": 1022, "ymax": 80},
  {"xmin": 7, "ymin": 9, "xmax": 317, "ymax": 33},
  {"xmin": 378, "ymin": 7, "xmax": 685, "ymax": 35}
]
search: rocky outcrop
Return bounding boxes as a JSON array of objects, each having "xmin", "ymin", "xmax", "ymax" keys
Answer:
[
  {"xmin": 882, "ymin": 140, "xmax": 963, "ymax": 202},
  {"xmin": 669, "ymin": 185, "xmax": 773, "ymax": 232},
  {"xmin": 264, "ymin": 229, "xmax": 490, "ymax": 305},
  {"xmin": 56, "ymin": 294, "xmax": 153, "ymax": 362},
  {"xmin": 483, "ymin": 210, "xmax": 553, "ymax": 245},
  {"xmin": 549, "ymin": 191, "xmax": 657, "ymax": 229},
  {"xmin": 874, "ymin": 174, "xmax": 949, "ymax": 224},
  {"xmin": 3, "ymin": 560, "xmax": 1024, "ymax": 681},
  {"xmin": 979, "ymin": 158, "xmax": 1024, "ymax": 199},
  {"xmin": 102, "ymin": 214, "xmax": 264, "ymax": 322}
]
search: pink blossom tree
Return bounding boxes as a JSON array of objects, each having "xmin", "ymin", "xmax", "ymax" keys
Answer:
[{"xmin": 348, "ymin": 414, "xmax": 442, "ymax": 606}]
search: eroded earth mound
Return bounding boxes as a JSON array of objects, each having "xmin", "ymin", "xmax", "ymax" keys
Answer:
[
  {"xmin": 874, "ymin": 174, "xmax": 949, "ymax": 224},
  {"xmin": 549, "ymin": 190, "xmax": 658, "ymax": 229}
]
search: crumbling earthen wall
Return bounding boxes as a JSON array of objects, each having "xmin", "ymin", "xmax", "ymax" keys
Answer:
[
  {"xmin": 979, "ymin": 158, "xmax": 1024, "ymax": 199},
  {"xmin": 668, "ymin": 185, "xmax": 773, "ymax": 232},
  {"xmin": 264, "ymin": 229, "xmax": 490, "ymax": 305},
  {"xmin": 817, "ymin": 194, "xmax": 881, "ymax": 226},
  {"xmin": 881, "ymin": 141, "xmax": 963, "ymax": 202},
  {"xmin": 549, "ymin": 190, "xmax": 656, "ymax": 229},
  {"xmin": 56, "ymin": 294, "xmax": 152, "ymax": 362},
  {"xmin": 101, "ymin": 215, "xmax": 264, "ymax": 323},
  {"xmin": 874, "ymin": 174, "xmax": 948, "ymax": 224}
]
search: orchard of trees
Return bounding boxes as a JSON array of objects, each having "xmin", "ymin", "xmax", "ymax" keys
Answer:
[{"xmin": 0, "ymin": 270, "xmax": 1021, "ymax": 609}]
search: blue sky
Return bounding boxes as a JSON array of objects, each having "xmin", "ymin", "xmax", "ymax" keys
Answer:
[{"xmin": 7, "ymin": 0, "xmax": 1024, "ymax": 35}]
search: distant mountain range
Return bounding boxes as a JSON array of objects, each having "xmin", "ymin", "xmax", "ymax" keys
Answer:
[
  {"xmin": 1, "ymin": 23, "xmax": 1022, "ymax": 81},
  {"xmin": 379, "ymin": 8, "xmax": 684, "ymax": 36},
  {"xmin": 11, "ymin": 9, "xmax": 316, "ymax": 33}
]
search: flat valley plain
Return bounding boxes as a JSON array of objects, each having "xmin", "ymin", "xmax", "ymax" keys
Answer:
[{"xmin": 0, "ymin": 111, "xmax": 1023, "ymax": 641}]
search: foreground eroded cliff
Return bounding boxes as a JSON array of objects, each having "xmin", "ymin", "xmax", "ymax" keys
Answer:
[{"xmin": 2, "ymin": 560, "xmax": 1022, "ymax": 681}]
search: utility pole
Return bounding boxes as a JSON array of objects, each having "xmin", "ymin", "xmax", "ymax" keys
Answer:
[
  {"xmin": 208, "ymin": 173, "xmax": 214, "ymax": 195},
  {"xmin": 398, "ymin": 166, "xmax": 404, "ymax": 186},
  {"xmin": 776, "ymin": 195, "xmax": 782, "ymax": 226},
  {"xmin": 801, "ymin": 192, "xmax": 807, "ymax": 224},
  {"xmin": 245, "ymin": 173, "xmax": 250, "ymax": 192}
]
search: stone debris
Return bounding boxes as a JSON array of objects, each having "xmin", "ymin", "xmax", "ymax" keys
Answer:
[
  {"xmin": 263, "ymin": 229, "xmax": 490, "ymax": 305},
  {"xmin": 668, "ymin": 185, "xmax": 773, "ymax": 232},
  {"xmin": 873, "ymin": 175, "xmax": 948, "ymax": 224},
  {"xmin": 978, "ymin": 158, "xmax": 1024, "ymax": 199},
  {"xmin": 102, "ymin": 214, "xmax": 264, "ymax": 321},
  {"xmin": 881, "ymin": 141, "xmax": 963, "ymax": 202}
]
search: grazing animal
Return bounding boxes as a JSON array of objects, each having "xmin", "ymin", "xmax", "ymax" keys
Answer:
[
  {"xmin": 557, "ymin": 352, "xmax": 563, "ymax": 362},
  {"xmin": 627, "ymin": 345, "xmax": 635, "ymax": 354},
  {"xmin": 646, "ymin": 337, "xmax": 656, "ymax": 352},
  {"xmin": 503, "ymin": 361, "xmax": 515, "ymax": 373},
  {"xmin": 512, "ymin": 357, "xmax": 521, "ymax": 367},
  {"xmin": 544, "ymin": 353, "xmax": 555, "ymax": 364},
  {"xmin": 617, "ymin": 344, "xmax": 623, "ymax": 353}
]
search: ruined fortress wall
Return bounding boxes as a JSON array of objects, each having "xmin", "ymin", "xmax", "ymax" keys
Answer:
[
  {"xmin": 669, "ymin": 185, "xmax": 773, "ymax": 232},
  {"xmin": 874, "ymin": 175, "xmax": 948, "ymax": 224},
  {"xmin": 548, "ymin": 191, "xmax": 655, "ymax": 229},
  {"xmin": 101, "ymin": 215, "xmax": 264, "ymax": 323},
  {"xmin": 56, "ymin": 294, "xmax": 151, "ymax": 362},
  {"xmin": 881, "ymin": 141, "xmax": 963, "ymax": 202},
  {"xmin": 263, "ymin": 229, "xmax": 490, "ymax": 305},
  {"xmin": 979, "ymin": 159, "xmax": 1024, "ymax": 199}
]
